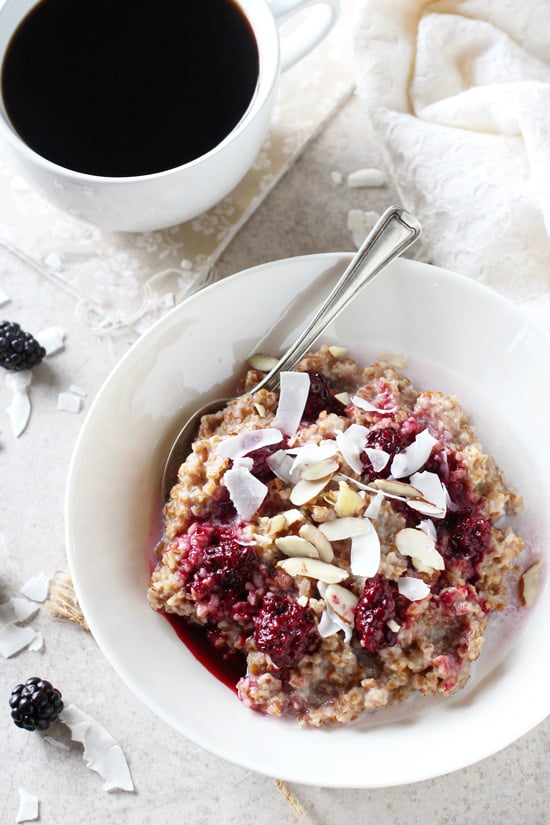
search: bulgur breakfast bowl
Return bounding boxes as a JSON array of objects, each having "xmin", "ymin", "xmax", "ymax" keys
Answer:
[{"xmin": 66, "ymin": 252, "xmax": 550, "ymax": 787}]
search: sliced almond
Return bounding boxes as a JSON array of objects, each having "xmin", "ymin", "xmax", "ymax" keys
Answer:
[
  {"xmin": 300, "ymin": 458, "xmax": 339, "ymax": 481},
  {"xmin": 407, "ymin": 498, "xmax": 446, "ymax": 518},
  {"xmin": 519, "ymin": 560, "xmax": 543, "ymax": 607},
  {"xmin": 276, "ymin": 557, "xmax": 348, "ymax": 583},
  {"xmin": 324, "ymin": 583, "xmax": 358, "ymax": 624},
  {"xmin": 275, "ymin": 535, "xmax": 320, "ymax": 559},
  {"xmin": 319, "ymin": 516, "xmax": 374, "ymax": 541},
  {"xmin": 395, "ymin": 527, "xmax": 445, "ymax": 572},
  {"xmin": 299, "ymin": 523, "xmax": 334, "ymax": 562},
  {"xmin": 373, "ymin": 479, "xmax": 422, "ymax": 499},
  {"xmin": 268, "ymin": 514, "xmax": 287, "ymax": 536},
  {"xmin": 334, "ymin": 480, "xmax": 364, "ymax": 518},
  {"xmin": 254, "ymin": 403, "xmax": 266, "ymax": 417},
  {"xmin": 334, "ymin": 391, "xmax": 350, "ymax": 405},
  {"xmin": 279, "ymin": 508, "xmax": 304, "ymax": 526},
  {"xmin": 290, "ymin": 476, "xmax": 333, "ymax": 506},
  {"xmin": 248, "ymin": 353, "xmax": 279, "ymax": 372},
  {"xmin": 328, "ymin": 346, "xmax": 347, "ymax": 357}
]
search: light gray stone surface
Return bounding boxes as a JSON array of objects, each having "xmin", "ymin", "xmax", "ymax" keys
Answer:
[{"xmin": 1, "ymin": 93, "xmax": 549, "ymax": 825}]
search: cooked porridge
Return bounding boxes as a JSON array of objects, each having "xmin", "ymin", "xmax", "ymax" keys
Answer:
[{"xmin": 148, "ymin": 346, "xmax": 527, "ymax": 727}]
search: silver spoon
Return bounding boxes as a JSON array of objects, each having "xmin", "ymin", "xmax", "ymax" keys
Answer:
[{"xmin": 162, "ymin": 205, "xmax": 422, "ymax": 501}]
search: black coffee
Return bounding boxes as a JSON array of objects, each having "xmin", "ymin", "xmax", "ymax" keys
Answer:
[{"xmin": 1, "ymin": 0, "xmax": 259, "ymax": 177}]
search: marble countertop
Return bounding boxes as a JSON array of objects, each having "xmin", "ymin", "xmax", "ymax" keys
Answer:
[{"xmin": 1, "ymin": 92, "xmax": 549, "ymax": 825}]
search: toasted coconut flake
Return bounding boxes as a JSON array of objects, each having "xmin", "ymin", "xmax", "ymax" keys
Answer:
[
  {"xmin": 319, "ymin": 516, "xmax": 373, "ymax": 541},
  {"xmin": 350, "ymin": 395, "xmax": 396, "ymax": 415},
  {"xmin": 391, "ymin": 429, "xmax": 438, "ymax": 478},
  {"xmin": 290, "ymin": 475, "xmax": 332, "ymax": 506},
  {"xmin": 16, "ymin": 788, "xmax": 39, "ymax": 823},
  {"xmin": 222, "ymin": 464, "xmax": 267, "ymax": 520},
  {"xmin": 418, "ymin": 518, "xmax": 437, "ymax": 541},
  {"xmin": 275, "ymin": 535, "xmax": 319, "ymax": 559},
  {"xmin": 363, "ymin": 447, "xmax": 390, "ymax": 472},
  {"xmin": 276, "ymin": 557, "xmax": 348, "ymax": 583},
  {"xmin": 335, "ymin": 424, "xmax": 369, "ymax": 474},
  {"xmin": 519, "ymin": 560, "xmax": 544, "ymax": 607},
  {"xmin": 272, "ymin": 371, "xmax": 310, "ymax": 435},
  {"xmin": 351, "ymin": 525, "xmax": 381, "ymax": 577},
  {"xmin": 60, "ymin": 704, "xmax": 134, "ymax": 792},
  {"xmin": 410, "ymin": 471, "xmax": 447, "ymax": 517},
  {"xmin": 365, "ymin": 490, "xmax": 384, "ymax": 519},
  {"xmin": 288, "ymin": 440, "xmax": 339, "ymax": 472},
  {"xmin": 324, "ymin": 583, "xmax": 358, "ymax": 624},
  {"xmin": 299, "ymin": 523, "xmax": 334, "ymax": 562},
  {"xmin": 374, "ymin": 478, "xmax": 422, "ymax": 498},
  {"xmin": 216, "ymin": 427, "xmax": 282, "ymax": 460},
  {"xmin": 248, "ymin": 353, "xmax": 278, "ymax": 372},
  {"xmin": 266, "ymin": 449, "xmax": 297, "ymax": 484},
  {"xmin": 398, "ymin": 576, "xmax": 431, "ymax": 601},
  {"xmin": 396, "ymin": 527, "xmax": 445, "ymax": 572},
  {"xmin": 318, "ymin": 605, "xmax": 343, "ymax": 638}
]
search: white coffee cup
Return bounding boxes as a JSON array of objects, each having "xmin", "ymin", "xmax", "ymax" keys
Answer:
[{"xmin": 0, "ymin": 0, "xmax": 340, "ymax": 232}]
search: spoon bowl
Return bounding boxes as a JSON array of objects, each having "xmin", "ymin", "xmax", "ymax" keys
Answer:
[{"xmin": 161, "ymin": 205, "xmax": 422, "ymax": 500}]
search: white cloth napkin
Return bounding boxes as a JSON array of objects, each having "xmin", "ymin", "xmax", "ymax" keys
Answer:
[{"xmin": 354, "ymin": 0, "xmax": 550, "ymax": 327}]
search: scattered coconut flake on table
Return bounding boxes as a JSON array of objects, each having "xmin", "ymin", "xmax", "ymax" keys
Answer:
[
  {"xmin": 330, "ymin": 170, "xmax": 343, "ymax": 185},
  {"xmin": 43, "ymin": 736, "xmax": 70, "ymax": 751},
  {"xmin": 15, "ymin": 788, "xmax": 39, "ymax": 823},
  {"xmin": 346, "ymin": 168, "xmax": 387, "ymax": 188},
  {"xmin": 69, "ymin": 384, "xmax": 87, "ymax": 398},
  {"xmin": 0, "ymin": 597, "xmax": 39, "ymax": 625},
  {"xmin": 37, "ymin": 325, "xmax": 65, "ymax": 356},
  {"xmin": 28, "ymin": 632, "xmax": 43, "ymax": 652},
  {"xmin": 57, "ymin": 392, "xmax": 82, "ymax": 414},
  {"xmin": 60, "ymin": 704, "xmax": 134, "ymax": 792},
  {"xmin": 347, "ymin": 209, "xmax": 381, "ymax": 248},
  {"xmin": 0, "ymin": 623, "xmax": 37, "ymax": 658},
  {"xmin": 5, "ymin": 370, "xmax": 32, "ymax": 437},
  {"xmin": 21, "ymin": 572, "xmax": 50, "ymax": 602},
  {"xmin": 44, "ymin": 250, "xmax": 63, "ymax": 272},
  {"xmin": 0, "ymin": 286, "xmax": 10, "ymax": 306}
]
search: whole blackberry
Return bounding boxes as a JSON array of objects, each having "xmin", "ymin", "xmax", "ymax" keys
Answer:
[
  {"xmin": 9, "ymin": 677, "xmax": 64, "ymax": 731},
  {"xmin": 0, "ymin": 321, "xmax": 46, "ymax": 371}
]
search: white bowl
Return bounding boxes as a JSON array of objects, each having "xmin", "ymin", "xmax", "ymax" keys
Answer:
[{"xmin": 65, "ymin": 253, "xmax": 550, "ymax": 787}]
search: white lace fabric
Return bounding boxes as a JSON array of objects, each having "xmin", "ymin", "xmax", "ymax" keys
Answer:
[{"xmin": 354, "ymin": 0, "xmax": 550, "ymax": 328}]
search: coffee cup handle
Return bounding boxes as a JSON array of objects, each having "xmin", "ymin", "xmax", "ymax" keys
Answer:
[{"xmin": 269, "ymin": 0, "xmax": 340, "ymax": 72}]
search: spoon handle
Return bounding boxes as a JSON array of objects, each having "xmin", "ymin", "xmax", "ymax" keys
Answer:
[{"xmin": 255, "ymin": 205, "xmax": 422, "ymax": 393}]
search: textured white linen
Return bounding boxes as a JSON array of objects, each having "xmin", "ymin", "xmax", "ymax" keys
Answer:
[{"xmin": 355, "ymin": 0, "xmax": 550, "ymax": 326}]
